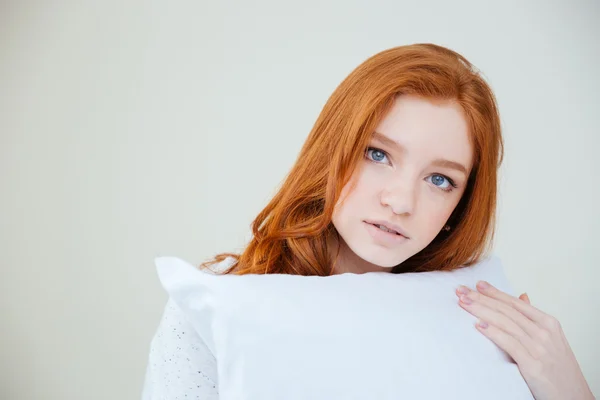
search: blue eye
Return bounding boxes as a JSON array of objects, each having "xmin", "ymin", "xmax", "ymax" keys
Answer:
[
  {"xmin": 431, "ymin": 175, "xmax": 447, "ymax": 186},
  {"xmin": 427, "ymin": 174, "xmax": 456, "ymax": 192},
  {"xmin": 366, "ymin": 147, "xmax": 389, "ymax": 164}
]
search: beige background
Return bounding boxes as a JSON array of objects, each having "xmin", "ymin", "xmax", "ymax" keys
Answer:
[{"xmin": 1, "ymin": 1, "xmax": 598, "ymax": 398}]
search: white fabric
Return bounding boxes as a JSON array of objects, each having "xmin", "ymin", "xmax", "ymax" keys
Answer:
[
  {"xmin": 155, "ymin": 255, "xmax": 534, "ymax": 400},
  {"xmin": 141, "ymin": 299, "xmax": 219, "ymax": 399},
  {"xmin": 141, "ymin": 265, "xmax": 227, "ymax": 399}
]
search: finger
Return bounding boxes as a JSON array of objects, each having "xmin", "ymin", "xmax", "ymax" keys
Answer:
[
  {"xmin": 519, "ymin": 293, "xmax": 530, "ymax": 305},
  {"xmin": 475, "ymin": 281, "xmax": 547, "ymax": 324},
  {"xmin": 475, "ymin": 320, "xmax": 533, "ymax": 368},
  {"xmin": 465, "ymin": 286, "xmax": 561, "ymax": 356},
  {"xmin": 458, "ymin": 293, "xmax": 543, "ymax": 357},
  {"xmin": 457, "ymin": 286, "xmax": 541, "ymax": 339}
]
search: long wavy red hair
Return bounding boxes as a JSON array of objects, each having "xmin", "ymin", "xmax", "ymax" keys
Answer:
[{"xmin": 201, "ymin": 43, "xmax": 503, "ymax": 275}]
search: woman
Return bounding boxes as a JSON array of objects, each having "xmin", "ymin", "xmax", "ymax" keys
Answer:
[{"xmin": 142, "ymin": 43, "xmax": 594, "ymax": 399}]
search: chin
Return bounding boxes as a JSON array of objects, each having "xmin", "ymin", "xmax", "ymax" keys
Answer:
[{"xmin": 353, "ymin": 246, "xmax": 408, "ymax": 269}]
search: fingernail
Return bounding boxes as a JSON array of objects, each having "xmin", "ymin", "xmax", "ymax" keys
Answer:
[
  {"xmin": 457, "ymin": 286, "xmax": 470, "ymax": 295},
  {"xmin": 477, "ymin": 320, "xmax": 488, "ymax": 329},
  {"xmin": 460, "ymin": 295, "xmax": 472, "ymax": 305},
  {"xmin": 477, "ymin": 281, "xmax": 490, "ymax": 290}
]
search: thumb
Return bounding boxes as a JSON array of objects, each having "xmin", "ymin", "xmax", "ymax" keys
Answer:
[{"xmin": 519, "ymin": 292, "xmax": 531, "ymax": 304}]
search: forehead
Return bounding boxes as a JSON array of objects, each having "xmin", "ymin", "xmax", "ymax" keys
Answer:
[{"xmin": 374, "ymin": 95, "xmax": 473, "ymax": 168}]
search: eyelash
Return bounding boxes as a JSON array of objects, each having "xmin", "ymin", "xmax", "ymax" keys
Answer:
[{"xmin": 364, "ymin": 147, "xmax": 458, "ymax": 193}]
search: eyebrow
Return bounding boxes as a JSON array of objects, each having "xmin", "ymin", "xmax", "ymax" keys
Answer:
[{"xmin": 371, "ymin": 131, "xmax": 469, "ymax": 176}]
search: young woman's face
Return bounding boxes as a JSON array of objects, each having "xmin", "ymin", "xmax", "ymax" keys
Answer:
[{"xmin": 331, "ymin": 94, "xmax": 474, "ymax": 273}]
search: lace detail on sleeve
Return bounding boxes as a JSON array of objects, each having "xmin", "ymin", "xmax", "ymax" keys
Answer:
[{"xmin": 142, "ymin": 298, "xmax": 219, "ymax": 399}]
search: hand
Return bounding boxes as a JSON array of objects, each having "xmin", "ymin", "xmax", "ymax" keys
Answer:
[{"xmin": 455, "ymin": 281, "xmax": 595, "ymax": 400}]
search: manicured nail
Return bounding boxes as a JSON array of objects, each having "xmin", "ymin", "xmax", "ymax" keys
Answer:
[
  {"xmin": 460, "ymin": 295, "xmax": 472, "ymax": 305},
  {"xmin": 477, "ymin": 281, "xmax": 490, "ymax": 290},
  {"xmin": 457, "ymin": 286, "xmax": 470, "ymax": 295},
  {"xmin": 477, "ymin": 320, "xmax": 488, "ymax": 329}
]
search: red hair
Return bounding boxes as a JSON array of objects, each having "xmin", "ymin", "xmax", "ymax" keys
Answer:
[{"xmin": 202, "ymin": 43, "xmax": 503, "ymax": 275}]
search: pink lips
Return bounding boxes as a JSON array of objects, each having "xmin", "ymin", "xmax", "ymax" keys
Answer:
[
  {"xmin": 364, "ymin": 221, "xmax": 409, "ymax": 246},
  {"xmin": 364, "ymin": 220, "xmax": 409, "ymax": 239}
]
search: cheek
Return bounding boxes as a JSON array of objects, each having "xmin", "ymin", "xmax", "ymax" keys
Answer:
[
  {"xmin": 335, "ymin": 168, "xmax": 377, "ymax": 209},
  {"xmin": 418, "ymin": 196, "xmax": 461, "ymax": 234},
  {"xmin": 333, "ymin": 175, "xmax": 373, "ymax": 228},
  {"xmin": 332, "ymin": 183, "xmax": 354, "ymax": 228}
]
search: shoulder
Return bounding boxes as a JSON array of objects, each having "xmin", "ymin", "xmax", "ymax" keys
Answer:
[
  {"xmin": 143, "ymin": 254, "xmax": 242, "ymax": 398},
  {"xmin": 142, "ymin": 297, "xmax": 219, "ymax": 399}
]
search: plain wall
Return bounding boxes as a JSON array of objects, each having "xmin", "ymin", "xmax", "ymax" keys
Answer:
[{"xmin": 1, "ymin": 1, "xmax": 598, "ymax": 398}]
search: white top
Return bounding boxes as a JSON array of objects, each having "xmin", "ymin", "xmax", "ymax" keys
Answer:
[{"xmin": 141, "ymin": 261, "xmax": 231, "ymax": 399}]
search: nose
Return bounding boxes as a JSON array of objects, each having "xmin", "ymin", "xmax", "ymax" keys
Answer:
[{"xmin": 379, "ymin": 180, "xmax": 417, "ymax": 216}]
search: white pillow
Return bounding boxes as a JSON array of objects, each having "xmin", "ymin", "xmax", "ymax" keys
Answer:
[{"xmin": 155, "ymin": 255, "xmax": 534, "ymax": 400}]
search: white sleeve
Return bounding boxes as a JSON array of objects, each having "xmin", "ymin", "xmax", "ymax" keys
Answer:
[{"xmin": 142, "ymin": 298, "xmax": 219, "ymax": 400}]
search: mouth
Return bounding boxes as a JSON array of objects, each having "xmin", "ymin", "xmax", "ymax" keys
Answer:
[{"xmin": 364, "ymin": 220, "xmax": 409, "ymax": 239}]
